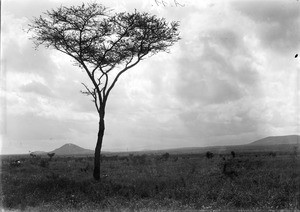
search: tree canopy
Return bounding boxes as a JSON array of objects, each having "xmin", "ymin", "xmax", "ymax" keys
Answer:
[{"xmin": 29, "ymin": 3, "xmax": 180, "ymax": 112}]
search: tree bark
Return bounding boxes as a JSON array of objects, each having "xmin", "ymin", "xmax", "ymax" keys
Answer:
[{"xmin": 93, "ymin": 113, "xmax": 105, "ymax": 181}]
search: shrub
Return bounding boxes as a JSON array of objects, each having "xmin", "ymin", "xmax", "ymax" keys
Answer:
[
  {"xmin": 162, "ymin": 153, "xmax": 170, "ymax": 161},
  {"xmin": 47, "ymin": 153, "xmax": 55, "ymax": 160},
  {"xmin": 206, "ymin": 151, "xmax": 214, "ymax": 159}
]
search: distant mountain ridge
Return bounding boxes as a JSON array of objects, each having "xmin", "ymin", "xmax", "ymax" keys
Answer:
[
  {"xmin": 248, "ymin": 135, "xmax": 300, "ymax": 146},
  {"xmin": 29, "ymin": 135, "xmax": 299, "ymax": 156},
  {"xmin": 50, "ymin": 143, "xmax": 94, "ymax": 155}
]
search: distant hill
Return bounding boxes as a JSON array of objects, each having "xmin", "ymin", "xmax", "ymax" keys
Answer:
[
  {"xmin": 27, "ymin": 135, "xmax": 300, "ymax": 156},
  {"xmin": 117, "ymin": 135, "xmax": 300, "ymax": 156},
  {"xmin": 50, "ymin": 143, "xmax": 94, "ymax": 155},
  {"xmin": 248, "ymin": 135, "xmax": 300, "ymax": 146}
]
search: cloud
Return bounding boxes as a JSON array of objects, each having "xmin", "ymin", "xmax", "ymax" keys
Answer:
[
  {"xmin": 21, "ymin": 81, "xmax": 54, "ymax": 97},
  {"xmin": 232, "ymin": 0, "xmax": 299, "ymax": 23},
  {"xmin": 1, "ymin": 13, "xmax": 58, "ymax": 84},
  {"xmin": 174, "ymin": 31, "xmax": 259, "ymax": 105},
  {"xmin": 231, "ymin": 0, "xmax": 300, "ymax": 53}
]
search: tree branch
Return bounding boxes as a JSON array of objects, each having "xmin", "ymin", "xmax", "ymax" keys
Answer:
[
  {"xmin": 104, "ymin": 55, "xmax": 142, "ymax": 102},
  {"xmin": 81, "ymin": 82, "xmax": 94, "ymax": 96}
]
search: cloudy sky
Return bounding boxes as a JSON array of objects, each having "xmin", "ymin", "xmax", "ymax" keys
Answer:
[{"xmin": 1, "ymin": 0, "xmax": 299, "ymax": 154}]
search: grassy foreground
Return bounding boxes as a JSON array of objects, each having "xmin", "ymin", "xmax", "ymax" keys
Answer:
[{"xmin": 1, "ymin": 150, "xmax": 299, "ymax": 211}]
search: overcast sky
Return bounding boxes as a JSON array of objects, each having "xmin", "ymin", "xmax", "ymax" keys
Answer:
[{"xmin": 1, "ymin": 0, "xmax": 299, "ymax": 154}]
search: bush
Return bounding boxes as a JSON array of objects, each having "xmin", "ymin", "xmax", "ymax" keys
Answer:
[
  {"xmin": 162, "ymin": 153, "xmax": 170, "ymax": 161},
  {"xmin": 206, "ymin": 151, "xmax": 214, "ymax": 159}
]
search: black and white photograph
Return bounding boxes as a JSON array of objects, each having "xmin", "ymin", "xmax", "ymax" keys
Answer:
[{"xmin": 0, "ymin": 0, "xmax": 299, "ymax": 211}]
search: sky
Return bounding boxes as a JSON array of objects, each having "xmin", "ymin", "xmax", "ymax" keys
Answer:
[{"xmin": 1, "ymin": 0, "xmax": 300, "ymax": 154}]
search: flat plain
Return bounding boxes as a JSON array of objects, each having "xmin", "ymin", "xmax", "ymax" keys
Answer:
[{"xmin": 0, "ymin": 147, "xmax": 299, "ymax": 211}]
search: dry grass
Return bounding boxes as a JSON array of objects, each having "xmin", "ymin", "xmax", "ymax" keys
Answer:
[{"xmin": 1, "ymin": 150, "xmax": 299, "ymax": 211}]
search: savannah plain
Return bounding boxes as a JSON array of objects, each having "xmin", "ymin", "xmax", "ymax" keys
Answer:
[{"xmin": 1, "ymin": 144, "xmax": 299, "ymax": 211}]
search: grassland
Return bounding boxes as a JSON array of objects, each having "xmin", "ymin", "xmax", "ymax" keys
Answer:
[{"xmin": 0, "ymin": 149, "xmax": 299, "ymax": 211}]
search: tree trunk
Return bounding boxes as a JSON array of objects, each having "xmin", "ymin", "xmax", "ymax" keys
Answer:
[{"xmin": 93, "ymin": 115, "xmax": 105, "ymax": 181}]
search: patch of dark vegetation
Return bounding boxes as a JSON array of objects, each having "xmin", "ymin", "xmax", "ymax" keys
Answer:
[
  {"xmin": 231, "ymin": 151, "xmax": 236, "ymax": 158},
  {"xmin": 206, "ymin": 151, "xmax": 214, "ymax": 159}
]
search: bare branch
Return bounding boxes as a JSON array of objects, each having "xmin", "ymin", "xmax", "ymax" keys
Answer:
[{"xmin": 81, "ymin": 82, "xmax": 94, "ymax": 96}]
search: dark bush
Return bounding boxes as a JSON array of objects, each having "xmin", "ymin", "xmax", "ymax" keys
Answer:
[
  {"xmin": 47, "ymin": 153, "xmax": 55, "ymax": 160},
  {"xmin": 206, "ymin": 151, "xmax": 214, "ymax": 159},
  {"xmin": 162, "ymin": 152, "xmax": 170, "ymax": 161}
]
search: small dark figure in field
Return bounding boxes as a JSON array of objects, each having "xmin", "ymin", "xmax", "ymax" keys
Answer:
[
  {"xmin": 206, "ymin": 151, "xmax": 214, "ymax": 159},
  {"xmin": 231, "ymin": 151, "xmax": 236, "ymax": 158},
  {"xmin": 47, "ymin": 153, "xmax": 55, "ymax": 161},
  {"xmin": 269, "ymin": 152, "xmax": 276, "ymax": 157}
]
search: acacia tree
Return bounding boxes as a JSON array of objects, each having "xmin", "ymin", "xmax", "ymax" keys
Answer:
[{"xmin": 29, "ymin": 3, "xmax": 180, "ymax": 180}]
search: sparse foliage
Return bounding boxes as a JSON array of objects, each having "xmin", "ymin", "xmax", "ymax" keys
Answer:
[{"xmin": 28, "ymin": 3, "xmax": 180, "ymax": 180}]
